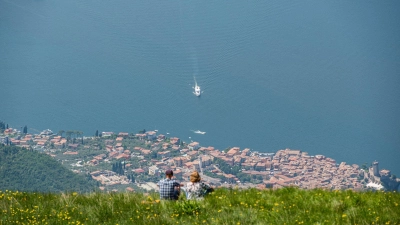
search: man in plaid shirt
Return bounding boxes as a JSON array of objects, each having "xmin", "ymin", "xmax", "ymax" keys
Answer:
[{"xmin": 157, "ymin": 169, "xmax": 182, "ymax": 200}]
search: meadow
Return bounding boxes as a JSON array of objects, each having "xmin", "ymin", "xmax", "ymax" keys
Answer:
[{"xmin": 0, "ymin": 187, "xmax": 399, "ymax": 224}]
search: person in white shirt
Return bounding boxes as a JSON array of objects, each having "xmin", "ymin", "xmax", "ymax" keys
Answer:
[{"xmin": 184, "ymin": 171, "xmax": 213, "ymax": 200}]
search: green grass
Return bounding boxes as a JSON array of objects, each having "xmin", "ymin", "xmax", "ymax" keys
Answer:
[{"xmin": 0, "ymin": 187, "xmax": 399, "ymax": 224}]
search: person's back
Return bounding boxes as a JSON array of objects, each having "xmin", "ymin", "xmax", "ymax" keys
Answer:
[
  {"xmin": 184, "ymin": 171, "xmax": 213, "ymax": 200},
  {"xmin": 158, "ymin": 170, "xmax": 181, "ymax": 200},
  {"xmin": 185, "ymin": 181, "xmax": 210, "ymax": 200}
]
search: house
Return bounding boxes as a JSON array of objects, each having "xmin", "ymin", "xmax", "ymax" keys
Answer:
[
  {"xmin": 94, "ymin": 154, "xmax": 106, "ymax": 160},
  {"xmin": 156, "ymin": 161, "xmax": 166, "ymax": 167},
  {"xmin": 173, "ymin": 157, "xmax": 183, "ymax": 167},
  {"xmin": 242, "ymin": 162, "xmax": 256, "ymax": 170},
  {"xmin": 63, "ymin": 151, "xmax": 78, "ymax": 155},
  {"xmin": 170, "ymin": 137, "xmax": 180, "ymax": 145},
  {"xmin": 223, "ymin": 174, "xmax": 236, "ymax": 183},
  {"xmin": 115, "ymin": 137, "xmax": 123, "ymax": 142},
  {"xmin": 89, "ymin": 159, "xmax": 99, "ymax": 166},
  {"xmin": 191, "ymin": 160, "xmax": 200, "ymax": 171},
  {"xmin": 149, "ymin": 165, "xmax": 160, "ymax": 176},
  {"xmin": 242, "ymin": 148, "xmax": 251, "ymax": 156},
  {"xmin": 174, "ymin": 169, "xmax": 183, "ymax": 180},
  {"xmin": 115, "ymin": 146, "xmax": 124, "ymax": 152},
  {"xmin": 118, "ymin": 132, "xmax": 129, "ymax": 137},
  {"xmin": 200, "ymin": 155, "xmax": 212, "ymax": 167},
  {"xmin": 227, "ymin": 147, "xmax": 240, "ymax": 157},
  {"xmin": 68, "ymin": 144, "xmax": 79, "ymax": 150},
  {"xmin": 171, "ymin": 145, "xmax": 180, "ymax": 151},
  {"xmin": 134, "ymin": 168, "xmax": 145, "ymax": 174},
  {"xmin": 11, "ymin": 139, "xmax": 20, "ymax": 145},
  {"xmin": 101, "ymin": 132, "xmax": 114, "ymax": 138},
  {"xmin": 157, "ymin": 151, "xmax": 171, "ymax": 158},
  {"xmin": 188, "ymin": 142, "xmax": 200, "ymax": 150},
  {"xmin": 186, "ymin": 151, "xmax": 198, "ymax": 160},
  {"xmin": 162, "ymin": 143, "xmax": 170, "ymax": 150},
  {"xmin": 184, "ymin": 162, "xmax": 196, "ymax": 170},
  {"xmin": 255, "ymin": 162, "xmax": 266, "ymax": 171},
  {"xmin": 157, "ymin": 134, "xmax": 166, "ymax": 140},
  {"xmin": 286, "ymin": 149, "xmax": 302, "ymax": 156},
  {"xmin": 135, "ymin": 133, "xmax": 146, "ymax": 140},
  {"xmin": 206, "ymin": 146, "xmax": 215, "ymax": 151},
  {"xmin": 146, "ymin": 131, "xmax": 157, "ymax": 140},
  {"xmin": 222, "ymin": 157, "xmax": 234, "ymax": 166},
  {"xmin": 109, "ymin": 151, "xmax": 119, "ymax": 158},
  {"xmin": 115, "ymin": 153, "xmax": 130, "ymax": 160},
  {"xmin": 140, "ymin": 149, "xmax": 151, "ymax": 155}
]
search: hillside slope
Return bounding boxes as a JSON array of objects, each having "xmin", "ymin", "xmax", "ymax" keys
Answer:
[{"xmin": 0, "ymin": 144, "xmax": 97, "ymax": 193}]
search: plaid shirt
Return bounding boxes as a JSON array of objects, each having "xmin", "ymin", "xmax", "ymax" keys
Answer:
[{"xmin": 157, "ymin": 178, "xmax": 180, "ymax": 200}]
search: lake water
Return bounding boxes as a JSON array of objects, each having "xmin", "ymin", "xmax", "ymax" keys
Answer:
[{"xmin": 1, "ymin": 1, "xmax": 399, "ymax": 175}]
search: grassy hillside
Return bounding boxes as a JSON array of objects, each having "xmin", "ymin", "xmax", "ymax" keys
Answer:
[
  {"xmin": 0, "ymin": 144, "xmax": 97, "ymax": 193},
  {"xmin": 0, "ymin": 187, "xmax": 399, "ymax": 224}
]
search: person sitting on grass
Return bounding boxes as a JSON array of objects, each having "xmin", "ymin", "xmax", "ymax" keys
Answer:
[
  {"xmin": 184, "ymin": 171, "xmax": 214, "ymax": 200},
  {"xmin": 157, "ymin": 169, "xmax": 182, "ymax": 200}
]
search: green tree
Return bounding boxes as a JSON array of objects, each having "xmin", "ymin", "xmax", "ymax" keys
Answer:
[
  {"xmin": 76, "ymin": 131, "xmax": 83, "ymax": 144},
  {"xmin": 361, "ymin": 162, "xmax": 368, "ymax": 170},
  {"xmin": 66, "ymin": 131, "xmax": 73, "ymax": 141},
  {"xmin": 58, "ymin": 130, "xmax": 65, "ymax": 137},
  {"xmin": 23, "ymin": 125, "xmax": 28, "ymax": 134},
  {"xmin": 95, "ymin": 130, "xmax": 99, "ymax": 137},
  {"xmin": 0, "ymin": 121, "xmax": 5, "ymax": 131}
]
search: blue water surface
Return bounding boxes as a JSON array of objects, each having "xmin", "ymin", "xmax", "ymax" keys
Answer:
[{"xmin": 1, "ymin": 1, "xmax": 399, "ymax": 175}]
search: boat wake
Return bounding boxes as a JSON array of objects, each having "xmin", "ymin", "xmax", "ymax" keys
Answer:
[
  {"xmin": 191, "ymin": 130, "xmax": 206, "ymax": 134},
  {"xmin": 192, "ymin": 76, "xmax": 201, "ymax": 97}
]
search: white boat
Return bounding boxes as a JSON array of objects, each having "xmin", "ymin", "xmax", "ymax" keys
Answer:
[
  {"xmin": 193, "ymin": 76, "xmax": 201, "ymax": 96},
  {"xmin": 193, "ymin": 130, "xmax": 206, "ymax": 134}
]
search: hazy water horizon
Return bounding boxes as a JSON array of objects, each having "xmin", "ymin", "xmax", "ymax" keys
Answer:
[{"xmin": 1, "ymin": 1, "xmax": 399, "ymax": 175}]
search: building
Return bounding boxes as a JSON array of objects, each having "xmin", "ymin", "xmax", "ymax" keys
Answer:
[{"xmin": 149, "ymin": 165, "xmax": 160, "ymax": 176}]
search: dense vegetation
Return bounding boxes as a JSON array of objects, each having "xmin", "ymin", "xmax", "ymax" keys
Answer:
[
  {"xmin": 0, "ymin": 144, "xmax": 97, "ymax": 193},
  {"xmin": 0, "ymin": 187, "xmax": 399, "ymax": 224}
]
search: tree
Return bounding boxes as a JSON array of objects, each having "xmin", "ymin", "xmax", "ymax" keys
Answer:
[
  {"xmin": 150, "ymin": 151, "xmax": 157, "ymax": 159},
  {"xmin": 95, "ymin": 130, "xmax": 99, "ymax": 137},
  {"xmin": 361, "ymin": 163, "xmax": 368, "ymax": 170},
  {"xmin": 76, "ymin": 131, "xmax": 83, "ymax": 144},
  {"xmin": 72, "ymin": 130, "xmax": 78, "ymax": 139},
  {"xmin": 66, "ymin": 131, "xmax": 73, "ymax": 141},
  {"xmin": 23, "ymin": 125, "xmax": 28, "ymax": 134},
  {"xmin": 58, "ymin": 130, "xmax": 65, "ymax": 137},
  {"xmin": 0, "ymin": 121, "xmax": 5, "ymax": 132}
]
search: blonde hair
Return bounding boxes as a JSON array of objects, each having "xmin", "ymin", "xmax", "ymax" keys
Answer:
[{"xmin": 190, "ymin": 171, "xmax": 201, "ymax": 183}]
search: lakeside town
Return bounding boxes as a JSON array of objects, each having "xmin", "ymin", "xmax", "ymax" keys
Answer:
[{"xmin": 1, "ymin": 125, "xmax": 399, "ymax": 192}]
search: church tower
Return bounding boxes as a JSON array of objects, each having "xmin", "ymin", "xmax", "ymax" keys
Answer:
[{"xmin": 372, "ymin": 161, "xmax": 380, "ymax": 177}]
